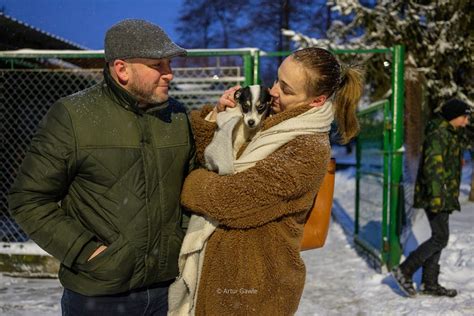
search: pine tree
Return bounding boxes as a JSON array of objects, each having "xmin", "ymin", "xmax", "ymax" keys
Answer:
[
  {"xmin": 284, "ymin": 0, "xmax": 474, "ymax": 108},
  {"xmin": 284, "ymin": 0, "xmax": 473, "ymax": 191}
]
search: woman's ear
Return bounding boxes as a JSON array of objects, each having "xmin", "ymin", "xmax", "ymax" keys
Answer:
[
  {"xmin": 112, "ymin": 59, "xmax": 129, "ymax": 84},
  {"xmin": 309, "ymin": 95, "xmax": 327, "ymax": 107}
]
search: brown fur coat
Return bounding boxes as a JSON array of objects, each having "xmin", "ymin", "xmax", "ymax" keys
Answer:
[{"xmin": 181, "ymin": 105, "xmax": 331, "ymax": 315}]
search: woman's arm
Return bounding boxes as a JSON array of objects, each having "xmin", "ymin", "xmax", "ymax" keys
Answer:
[
  {"xmin": 181, "ymin": 134, "xmax": 330, "ymax": 229},
  {"xmin": 189, "ymin": 105, "xmax": 216, "ymax": 166}
]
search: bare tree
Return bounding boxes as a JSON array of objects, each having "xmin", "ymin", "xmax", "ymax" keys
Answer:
[
  {"xmin": 176, "ymin": 0, "xmax": 213, "ymax": 49},
  {"xmin": 175, "ymin": 0, "xmax": 337, "ymax": 83},
  {"xmin": 177, "ymin": 0, "xmax": 334, "ymax": 51},
  {"xmin": 176, "ymin": 0, "xmax": 252, "ymax": 49}
]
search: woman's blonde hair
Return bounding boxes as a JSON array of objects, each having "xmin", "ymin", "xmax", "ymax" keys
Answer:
[{"xmin": 292, "ymin": 47, "xmax": 364, "ymax": 144}]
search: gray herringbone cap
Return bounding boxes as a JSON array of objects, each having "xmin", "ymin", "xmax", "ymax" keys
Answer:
[{"xmin": 104, "ymin": 19, "xmax": 187, "ymax": 62}]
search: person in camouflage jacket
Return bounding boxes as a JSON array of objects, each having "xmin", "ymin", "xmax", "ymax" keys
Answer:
[{"xmin": 393, "ymin": 99, "xmax": 471, "ymax": 298}]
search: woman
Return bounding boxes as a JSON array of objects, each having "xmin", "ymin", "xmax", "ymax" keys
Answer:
[{"xmin": 181, "ymin": 47, "xmax": 362, "ymax": 315}]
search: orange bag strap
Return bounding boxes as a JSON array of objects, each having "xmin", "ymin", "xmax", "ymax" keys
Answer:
[{"xmin": 300, "ymin": 158, "xmax": 336, "ymax": 251}]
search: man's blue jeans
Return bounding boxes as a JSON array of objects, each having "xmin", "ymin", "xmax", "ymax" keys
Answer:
[{"xmin": 61, "ymin": 283, "xmax": 170, "ymax": 316}]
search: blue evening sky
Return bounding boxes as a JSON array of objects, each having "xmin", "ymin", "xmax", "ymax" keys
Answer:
[{"xmin": 0, "ymin": 0, "xmax": 184, "ymax": 49}]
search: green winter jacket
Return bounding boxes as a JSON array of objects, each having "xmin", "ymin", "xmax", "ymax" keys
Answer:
[
  {"xmin": 8, "ymin": 68, "xmax": 195, "ymax": 295},
  {"xmin": 413, "ymin": 116, "xmax": 465, "ymax": 213}
]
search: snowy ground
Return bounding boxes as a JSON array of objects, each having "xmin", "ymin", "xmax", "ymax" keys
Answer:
[
  {"xmin": 297, "ymin": 148, "xmax": 474, "ymax": 316},
  {"xmin": 1, "ymin": 148, "xmax": 473, "ymax": 315}
]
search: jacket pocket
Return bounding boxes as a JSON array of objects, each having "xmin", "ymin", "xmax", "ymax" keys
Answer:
[{"xmin": 75, "ymin": 234, "xmax": 136, "ymax": 282}]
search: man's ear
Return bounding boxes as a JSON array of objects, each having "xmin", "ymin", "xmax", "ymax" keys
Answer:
[
  {"xmin": 309, "ymin": 95, "xmax": 327, "ymax": 108},
  {"xmin": 112, "ymin": 59, "xmax": 129, "ymax": 84}
]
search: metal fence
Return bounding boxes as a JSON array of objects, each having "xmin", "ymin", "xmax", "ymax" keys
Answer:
[
  {"xmin": 171, "ymin": 66, "xmax": 243, "ymax": 110},
  {"xmin": 355, "ymin": 100, "xmax": 390, "ymax": 269},
  {"xmin": 1, "ymin": 69, "xmax": 103, "ymax": 241},
  {"xmin": 1, "ymin": 47, "xmax": 406, "ymax": 273},
  {"xmin": 0, "ymin": 48, "xmax": 257, "ymax": 243}
]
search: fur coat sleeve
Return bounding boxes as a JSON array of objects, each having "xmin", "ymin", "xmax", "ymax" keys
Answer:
[
  {"xmin": 189, "ymin": 105, "xmax": 216, "ymax": 166},
  {"xmin": 181, "ymin": 133, "xmax": 330, "ymax": 229}
]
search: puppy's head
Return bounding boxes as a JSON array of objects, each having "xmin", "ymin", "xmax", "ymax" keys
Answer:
[{"xmin": 234, "ymin": 85, "xmax": 272, "ymax": 129}]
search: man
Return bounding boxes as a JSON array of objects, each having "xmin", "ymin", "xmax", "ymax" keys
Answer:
[
  {"xmin": 9, "ymin": 19, "xmax": 194, "ymax": 315},
  {"xmin": 393, "ymin": 99, "xmax": 471, "ymax": 298}
]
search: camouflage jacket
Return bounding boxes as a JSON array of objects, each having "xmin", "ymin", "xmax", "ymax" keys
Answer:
[{"xmin": 413, "ymin": 115, "xmax": 470, "ymax": 212}]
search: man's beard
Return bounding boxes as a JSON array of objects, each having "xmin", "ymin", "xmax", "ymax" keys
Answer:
[{"xmin": 129, "ymin": 80, "xmax": 168, "ymax": 105}]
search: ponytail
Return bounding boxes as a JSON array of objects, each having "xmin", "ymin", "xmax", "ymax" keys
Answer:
[{"xmin": 333, "ymin": 67, "xmax": 363, "ymax": 144}]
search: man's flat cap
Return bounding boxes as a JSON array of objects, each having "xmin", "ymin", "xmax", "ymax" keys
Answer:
[{"xmin": 104, "ymin": 19, "xmax": 187, "ymax": 62}]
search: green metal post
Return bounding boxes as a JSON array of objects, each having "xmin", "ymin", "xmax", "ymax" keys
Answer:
[
  {"xmin": 253, "ymin": 50, "xmax": 260, "ymax": 84},
  {"xmin": 243, "ymin": 54, "xmax": 253, "ymax": 86},
  {"xmin": 388, "ymin": 45, "xmax": 405, "ymax": 269},
  {"xmin": 382, "ymin": 100, "xmax": 391, "ymax": 265}
]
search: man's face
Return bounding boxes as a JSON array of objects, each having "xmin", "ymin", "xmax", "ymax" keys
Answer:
[
  {"xmin": 125, "ymin": 58, "xmax": 173, "ymax": 105},
  {"xmin": 450, "ymin": 115, "xmax": 470, "ymax": 128}
]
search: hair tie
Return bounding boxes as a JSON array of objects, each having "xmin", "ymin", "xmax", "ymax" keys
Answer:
[{"xmin": 338, "ymin": 65, "xmax": 348, "ymax": 90}]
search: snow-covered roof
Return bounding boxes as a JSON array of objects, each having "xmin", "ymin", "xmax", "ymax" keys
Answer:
[{"xmin": 0, "ymin": 12, "xmax": 87, "ymax": 51}]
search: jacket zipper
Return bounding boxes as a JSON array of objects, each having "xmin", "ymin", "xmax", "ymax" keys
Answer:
[{"xmin": 137, "ymin": 112, "xmax": 151, "ymax": 286}]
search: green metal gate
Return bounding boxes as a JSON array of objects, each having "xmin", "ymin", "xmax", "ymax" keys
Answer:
[{"xmin": 354, "ymin": 46, "xmax": 405, "ymax": 271}]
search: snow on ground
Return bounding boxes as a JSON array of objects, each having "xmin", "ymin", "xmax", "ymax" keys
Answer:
[
  {"xmin": 0, "ymin": 275, "xmax": 61, "ymax": 316},
  {"xmin": 0, "ymin": 242, "xmax": 49, "ymax": 255},
  {"xmin": 0, "ymin": 147, "xmax": 473, "ymax": 315},
  {"xmin": 297, "ymin": 149, "xmax": 474, "ymax": 316}
]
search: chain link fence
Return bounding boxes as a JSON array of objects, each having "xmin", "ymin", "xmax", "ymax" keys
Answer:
[
  {"xmin": 1, "ymin": 53, "xmax": 249, "ymax": 243},
  {"xmin": 172, "ymin": 66, "xmax": 243, "ymax": 110},
  {"xmin": 1, "ymin": 69, "xmax": 101, "ymax": 242}
]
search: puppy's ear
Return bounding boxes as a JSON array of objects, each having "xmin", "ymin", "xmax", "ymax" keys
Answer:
[{"xmin": 261, "ymin": 86, "xmax": 272, "ymax": 102}]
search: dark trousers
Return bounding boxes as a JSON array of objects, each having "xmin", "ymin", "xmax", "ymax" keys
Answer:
[
  {"xmin": 400, "ymin": 210, "xmax": 450, "ymax": 276},
  {"xmin": 61, "ymin": 284, "xmax": 169, "ymax": 316}
]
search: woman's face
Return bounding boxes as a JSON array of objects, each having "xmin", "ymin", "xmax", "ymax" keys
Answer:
[{"xmin": 269, "ymin": 56, "xmax": 313, "ymax": 113}]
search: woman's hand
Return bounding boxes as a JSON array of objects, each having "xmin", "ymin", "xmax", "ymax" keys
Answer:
[{"xmin": 216, "ymin": 85, "xmax": 241, "ymax": 113}]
